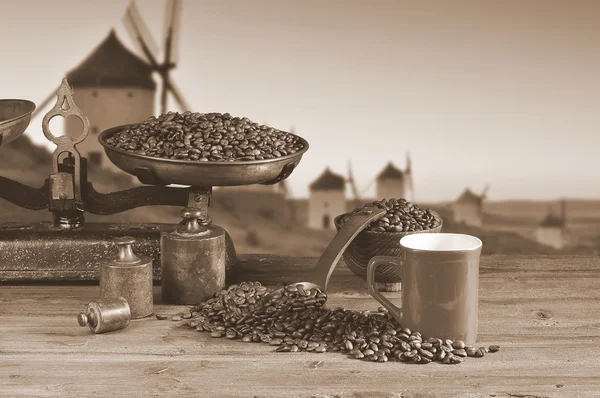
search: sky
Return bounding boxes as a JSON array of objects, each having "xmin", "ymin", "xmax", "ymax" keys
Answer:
[{"xmin": 0, "ymin": 0, "xmax": 598, "ymax": 201}]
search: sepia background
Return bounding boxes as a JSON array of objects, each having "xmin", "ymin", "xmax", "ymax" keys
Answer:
[{"xmin": 1, "ymin": 0, "xmax": 598, "ymax": 256}]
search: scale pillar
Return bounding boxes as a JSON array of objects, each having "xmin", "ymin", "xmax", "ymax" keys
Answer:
[{"xmin": 186, "ymin": 187, "xmax": 212, "ymax": 225}]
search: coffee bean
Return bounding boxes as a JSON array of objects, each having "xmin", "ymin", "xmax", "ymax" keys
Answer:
[
  {"xmin": 452, "ymin": 349, "xmax": 467, "ymax": 358},
  {"xmin": 466, "ymin": 347, "xmax": 478, "ymax": 357},
  {"xmin": 418, "ymin": 357, "xmax": 431, "ymax": 365},
  {"xmin": 488, "ymin": 345, "xmax": 501, "ymax": 353},
  {"xmin": 452, "ymin": 340, "xmax": 466, "ymax": 349},
  {"xmin": 420, "ymin": 349, "xmax": 434, "ymax": 359},
  {"xmin": 171, "ymin": 316, "xmax": 181, "ymax": 321},
  {"xmin": 450, "ymin": 355, "xmax": 464, "ymax": 364},
  {"xmin": 155, "ymin": 314, "xmax": 168, "ymax": 320}
]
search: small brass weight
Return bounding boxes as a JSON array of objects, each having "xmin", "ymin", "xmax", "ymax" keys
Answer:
[
  {"xmin": 77, "ymin": 297, "xmax": 131, "ymax": 334},
  {"xmin": 99, "ymin": 236, "xmax": 153, "ymax": 319}
]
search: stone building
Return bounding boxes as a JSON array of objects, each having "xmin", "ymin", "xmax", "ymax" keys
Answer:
[
  {"xmin": 535, "ymin": 200, "xmax": 567, "ymax": 250},
  {"xmin": 64, "ymin": 30, "xmax": 156, "ymax": 173},
  {"xmin": 375, "ymin": 155, "xmax": 413, "ymax": 202},
  {"xmin": 308, "ymin": 167, "xmax": 346, "ymax": 230},
  {"xmin": 452, "ymin": 188, "xmax": 487, "ymax": 227}
]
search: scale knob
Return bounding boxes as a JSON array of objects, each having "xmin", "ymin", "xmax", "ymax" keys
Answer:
[
  {"xmin": 179, "ymin": 207, "xmax": 208, "ymax": 233},
  {"xmin": 114, "ymin": 236, "xmax": 141, "ymax": 264}
]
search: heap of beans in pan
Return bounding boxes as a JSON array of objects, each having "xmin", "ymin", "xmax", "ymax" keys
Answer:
[
  {"xmin": 103, "ymin": 111, "xmax": 305, "ymax": 161},
  {"xmin": 158, "ymin": 282, "xmax": 500, "ymax": 365},
  {"xmin": 337, "ymin": 198, "xmax": 442, "ymax": 233}
]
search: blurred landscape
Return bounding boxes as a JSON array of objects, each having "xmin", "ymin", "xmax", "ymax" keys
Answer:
[
  {"xmin": 1, "ymin": 1, "xmax": 598, "ymax": 259},
  {"xmin": 2, "ymin": 135, "xmax": 598, "ymax": 257}
]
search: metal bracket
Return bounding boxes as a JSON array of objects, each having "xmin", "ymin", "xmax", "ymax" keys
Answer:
[
  {"xmin": 41, "ymin": 79, "xmax": 89, "ymax": 207},
  {"xmin": 187, "ymin": 187, "xmax": 212, "ymax": 225},
  {"xmin": 261, "ymin": 162, "xmax": 296, "ymax": 185},
  {"xmin": 134, "ymin": 167, "xmax": 168, "ymax": 186}
]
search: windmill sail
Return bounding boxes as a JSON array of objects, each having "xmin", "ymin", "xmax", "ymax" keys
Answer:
[
  {"xmin": 163, "ymin": 0, "xmax": 183, "ymax": 65},
  {"xmin": 347, "ymin": 160, "xmax": 360, "ymax": 200},
  {"xmin": 31, "ymin": 85, "xmax": 61, "ymax": 119},
  {"xmin": 481, "ymin": 184, "xmax": 490, "ymax": 198},
  {"xmin": 166, "ymin": 78, "xmax": 191, "ymax": 112},
  {"xmin": 123, "ymin": 0, "xmax": 160, "ymax": 64}
]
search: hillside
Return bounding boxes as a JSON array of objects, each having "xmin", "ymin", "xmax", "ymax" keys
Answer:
[
  {"xmin": 291, "ymin": 198, "xmax": 600, "ymax": 255},
  {"xmin": 2, "ymin": 135, "xmax": 598, "ymax": 256}
]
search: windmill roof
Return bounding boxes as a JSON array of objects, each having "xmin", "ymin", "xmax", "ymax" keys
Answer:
[
  {"xmin": 66, "ymin": 30, "xmax": 156, "ymax": 90},
  {"xmin": 309, "ymin": 168, "xmax": 346, "ymax": 191},
  {"xmin": 539, "ymin": 214, "xmax": 565, "ymax": 228},
  {"xmin": 377, "ymin": 162, "xmax": 404, "ymax": 180},
  {"xmin": 456, "ymin": 188, "xmax": 483, "ymax": 205}
]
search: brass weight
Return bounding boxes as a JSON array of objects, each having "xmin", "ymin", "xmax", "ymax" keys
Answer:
[
  {"xmin": 77, "ymin": 297, "xmax": 131, "ymax": 334},
  {"xmin": 99, "ymin": 236, "xmax": 153, "ymax": 319},
  {"xmin": 161, "ymin": 207, "xmax": 226, "ymax": 305}
]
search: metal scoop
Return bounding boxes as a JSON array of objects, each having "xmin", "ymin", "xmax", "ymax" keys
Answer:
[{"xmin": 257, "ymin": 206, "xmax": 387, "ymax": 308}]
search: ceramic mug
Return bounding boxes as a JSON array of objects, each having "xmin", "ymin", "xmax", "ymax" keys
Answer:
[{"xmin": 367, "ymin": 233, "xmax": 482, "ymax": 344}]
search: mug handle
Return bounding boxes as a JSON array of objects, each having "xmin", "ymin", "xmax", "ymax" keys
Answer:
[{"xmin": 366, "ymin": 256, "xmax": 403, "ymax": 325}]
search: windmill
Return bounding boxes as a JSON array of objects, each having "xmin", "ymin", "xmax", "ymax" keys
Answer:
[
  {"xmin": 28, "ymin": 1, "xmax": 192, "ymax": 173},
  {"xmin": 346, "ymin": 152, "xmax": 415, "ymax": 203},
  {"xmin": 31, "ymin": 0, "xmax": 190, "ymax": 121}
]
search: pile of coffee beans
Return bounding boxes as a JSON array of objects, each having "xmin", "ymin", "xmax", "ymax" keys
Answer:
[
  {"xmin": 103, "ymin": 111, "xmax": 305, "ymax": 162},
  {"xmin": 337, "ymin": 198, "xmax": 442, "ymax": 233},
  {"xmin": 159, "ymin": 281, "xmax": 499, "ymax": 365}
]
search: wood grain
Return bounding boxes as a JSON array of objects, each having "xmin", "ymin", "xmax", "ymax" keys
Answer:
[{"xmin": 1, "ymin": 254, "xmax": 599, "ymax": 398}]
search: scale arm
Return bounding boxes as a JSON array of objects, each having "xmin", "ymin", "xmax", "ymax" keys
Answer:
[
  {"xmin": 83, "ymin": 184, "xmax": 189, "ymax": 215},
  {"xmin": 0, "ymin": 176, "xmax": 50, "ymax": 210}
]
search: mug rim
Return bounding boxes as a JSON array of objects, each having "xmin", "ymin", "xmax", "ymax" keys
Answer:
[{"xmin": 400, "ymin": 233, "xmax": 482, "ymax": 252}]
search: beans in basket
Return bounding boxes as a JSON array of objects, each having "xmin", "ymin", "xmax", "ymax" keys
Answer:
[{"xmin": 338, "ymin": 198, "xmax": 442, "ymax": 232}]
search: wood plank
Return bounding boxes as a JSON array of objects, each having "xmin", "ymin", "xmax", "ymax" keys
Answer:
[{"xmin": 1, "ymin": 255, "xmax": 600, "ymax": 397}]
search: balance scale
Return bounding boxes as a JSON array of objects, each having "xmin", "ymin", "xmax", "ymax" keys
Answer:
[{"xmin": 0, "ymin": 79, "xmax": 308, "ymax": 282}]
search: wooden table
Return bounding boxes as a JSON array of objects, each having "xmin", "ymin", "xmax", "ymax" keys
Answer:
[{"xmin": 1, "ymin": 255, "xmax": 599, "ymax": 398}]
